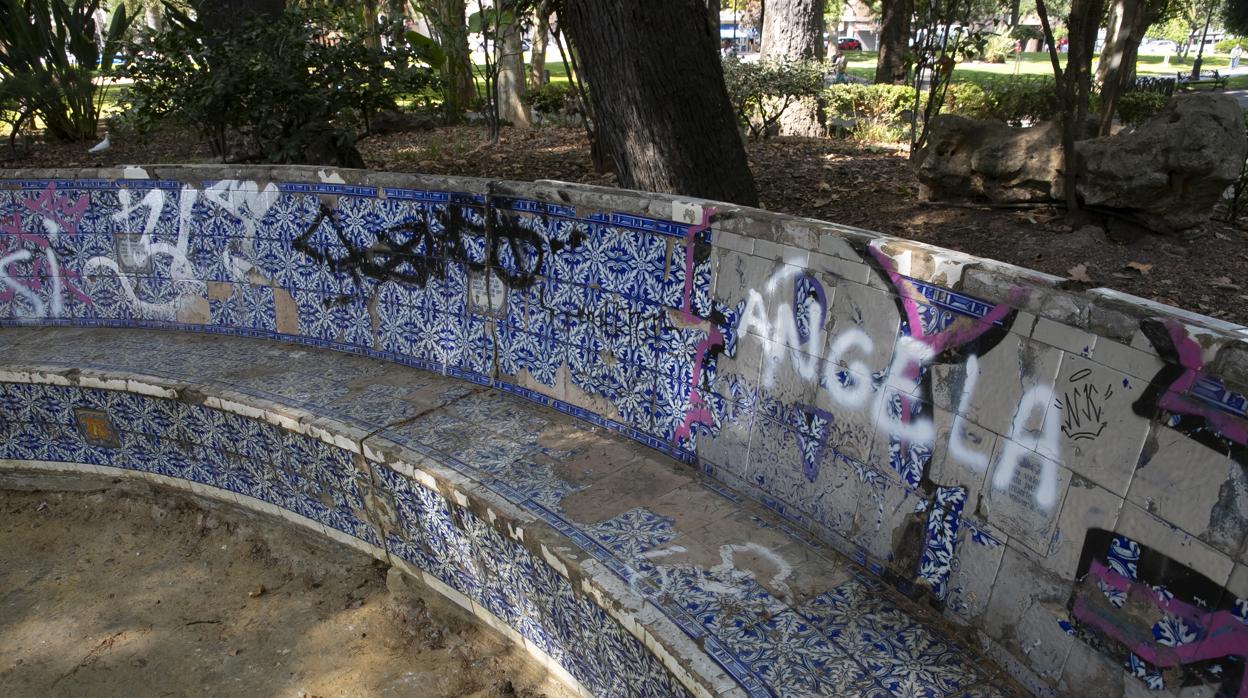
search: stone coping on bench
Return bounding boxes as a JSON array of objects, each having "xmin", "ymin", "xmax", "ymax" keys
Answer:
[
  {"xmin": 1, "ymin": 166, "xmax": 1247, "ymax": 696},
  {"xmin": 0, "ymin": 327, "xmax": 1014, "ymax": 697}
]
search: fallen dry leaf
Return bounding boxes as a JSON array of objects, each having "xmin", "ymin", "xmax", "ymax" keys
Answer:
[
  {"xmin": 1125, "ymin": 261, "xmax": 1153, "ymax": 274},
  {"xmin": 1067, "ymin": 263, "xmax": 1093, "ymax": 283},
  {"xmin": 249, "ymin": 584, "xmax": 266, "ymax": 598},
  {"xmin": 1213, "ymin": 276, "xmax": 1240, "ymax": 290}
]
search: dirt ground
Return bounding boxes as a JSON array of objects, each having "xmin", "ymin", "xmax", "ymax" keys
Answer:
[
  {"xmin": 7, "ymin": 124, "xmax": 1247, "ymax": 326},
  {"xmin": 0, "ymin": 479, "xmax": 573, "ymax": 698}
]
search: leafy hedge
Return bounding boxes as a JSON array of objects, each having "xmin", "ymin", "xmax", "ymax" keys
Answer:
[
  {"xmin": 823, "ymin": 83, "xmax": 913, "ymax": 142},
  {"xmin": 1216, "ymin": 37, "xmax": 1248, "ymax": 53},
  {"xmin": 1117, "ymin": 91, "xmax": 1170, "ymax": 126},
  {"xmin": 947, "ymin": 76, "xmax": 1061, "ymax": 125},
  {"xmin": 823, "ymin": 76, "xmax": 1064, "ymax": 139},
  {"xmin": 115, "ymin": 6, "xmax": 435, "ymax": 166},
  {"xmin": 722, "ymin": 57, "xmax": 824, "ymax": 139},
  {"xmin": 526, "ymin": 83, "xmax": 575, "ymax": 115}
]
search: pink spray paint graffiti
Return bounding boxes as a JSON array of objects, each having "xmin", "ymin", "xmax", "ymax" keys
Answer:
[
  {"xmin": 0, "ymin": 183, "xmax": 92, "ymax": 316},
  {"xmin": 20, "ymin": 182, "xmax": 89, "ymax": 234},
  {"xmin": 672, "ymin": 207, "xmax": 721, "ymax": 446},
  {"xmin": 1134, "ymin": 318, "xmax": 1248, "ymax": 450},
  {"xmin": 867, "ymin": 246, "xmax": 1032, "ymax": 489},
  {"xmin": 1073, "ymin": 558, "xmax": 1248, "ymax": 696},
  {"xmin": 868, "ymin": 246, "xmax": 1022, "ymax": 364}
]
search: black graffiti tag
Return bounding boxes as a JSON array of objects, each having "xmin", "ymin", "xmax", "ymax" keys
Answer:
[{"xmin": 293, "ymin": 200, "xmax": 583, "ymax": 295}]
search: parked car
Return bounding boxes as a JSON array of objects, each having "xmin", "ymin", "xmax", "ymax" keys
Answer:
[
  {"xmin": 837, "ymin": 37, "xmax": 863, "ymax": 51},
  {"xmin": 1139, "ymin": 39, "xmax": 1178, "ymax": 55}
]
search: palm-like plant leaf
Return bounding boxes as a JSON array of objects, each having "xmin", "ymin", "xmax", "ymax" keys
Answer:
[{"xmin": 0, "ymin": 0, "xmax": 133, "ymax": 141}]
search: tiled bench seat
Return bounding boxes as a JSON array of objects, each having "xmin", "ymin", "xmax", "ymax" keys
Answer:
[{"xmin": 0, "ymin": 326, "xmax": 1015, "ymax": 697}]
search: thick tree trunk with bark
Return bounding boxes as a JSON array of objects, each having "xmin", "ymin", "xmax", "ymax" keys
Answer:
[
  {"xmin": 706, "ymin": 0, "xmax": 721, "ymax": 37},
  {"xmin": 1036, "ymin": 0, "xmax": 1104, "ymax": 216},
  {"xmin": 760, "ymin": 0, "xmax": 825, "ymax": 136},
  {"xmin": 196, "ymin": 0, "xmax": 283, "ymax": 36},
  {"xmin": 498, "ymin": 22, "xmax": 531, "ymax": 127},
  {"xmin": 1096, "ymin": 0, "xmax": 1166, "ymax": 134},
  {"xmin": 529, "ymin": 12, "xmax": 549, "ymax": 88},
  {"xmin": 362, "ymin": 0, "xmax": 382, "ymax": 49},
  {"xmin": 875, "ymin": 0, "xmax": 913, "ymax": 84},
  {"xmin": 562, "ymin": 0, "xmax": 758, "ymax": 205}
]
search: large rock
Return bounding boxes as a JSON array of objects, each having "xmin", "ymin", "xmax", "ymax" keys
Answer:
[
  {"xmin": 1076, "ymin": 93, "xmax": 1247, "ymax": 234},
  {"xmin": 915, "ymin": 115, "xmax": 1067, "ymax": 204}
]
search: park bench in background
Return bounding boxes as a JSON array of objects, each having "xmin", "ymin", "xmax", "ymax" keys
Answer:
[{"xmin": 1177, "ymin": 69, "xmax": 1228, "ymax": 90}]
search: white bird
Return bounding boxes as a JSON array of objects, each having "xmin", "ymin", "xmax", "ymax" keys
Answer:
[{"xmin": 87, "ymin": 133, "xmax": 110, "ymax": 154}]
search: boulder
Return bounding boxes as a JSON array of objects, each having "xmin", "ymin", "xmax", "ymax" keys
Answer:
[
  {"xmin": 1076, "ymin": 93, "xmax": 1247, "ymax": 235},
  {"xmin": 915, "ymin": 115, "xmax": 1067, "ymax": 204}
]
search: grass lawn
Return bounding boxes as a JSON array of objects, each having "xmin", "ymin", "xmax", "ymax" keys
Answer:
[{"xmin": 844, "ymin": 49, "xmax": 1238, "ymax": 84}]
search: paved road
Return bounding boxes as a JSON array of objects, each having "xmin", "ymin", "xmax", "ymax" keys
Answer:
[{"xmin": 1224, "ymin": 89, "xmax": 1248, "ymax": 108}]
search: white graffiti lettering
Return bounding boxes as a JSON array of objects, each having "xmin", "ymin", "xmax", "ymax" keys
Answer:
[
  {"xmin": 948, "ymin": 355, "xmax": 991, "ymax": 473},
  {"xmin": 822, "ymin": 328, "xmax": 875, "ymax": 409},
  {"xmin": 991, "ymin": 383, "xmax": 1062, "ymax": 510},
  {"xmin": 84, "ymin": 181, "xmax": 279, "ymax": 320}
]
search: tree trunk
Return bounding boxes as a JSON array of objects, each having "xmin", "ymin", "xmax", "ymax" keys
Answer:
[
  {"xmin": 876, "ymin": 0, "xmax": 913, "ymax": 85},
  {"xmin": 529, "ymin": 11, "xmax": 549, "ymax": 88},
  {"xmin": 1009, "ymin": 0, "xmax": 1021, "ymax": 26},
  {"xmin": 1096, "ymin": 0, "xmax": 1165, "ymax": 135},
  {"xmin": 363, "ymin": 0, "xmax": 382, "ymax": 50},
  {"xmin": 562, "ymin": 0, "xmax": 758, "ymax": 205},
  {"xmin": 386, "ymin": 0, "xmax": 407, "ymax": 46},
  {"xmin": 196, "ymin": 0, "xmax": 283, "ymax": 36},
  {"xmin": 425, "ymin": 0, "xmax": 475, "ymax": 117},
  {"xmin": 498, "ymin": 20, "xmax": 531, "ymax": 127},
  {"xmin": 706, "ymin": 0, "xmax": 721, "ymax": 37},
  {"xmin": 1058, "ymin": 0, "xmax": 1105, "ymax": 216},
  {"xmin": 760, "ymin": 0, "xmax": 826, "ymax": 136}
]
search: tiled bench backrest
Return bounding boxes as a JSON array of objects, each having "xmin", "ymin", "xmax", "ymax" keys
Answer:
[{"xmin": 3, "ymin": 166, "xmax": 1248, "ymax": 696}]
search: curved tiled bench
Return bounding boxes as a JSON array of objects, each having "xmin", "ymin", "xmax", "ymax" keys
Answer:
[
  {"xmin": 0, "ymin": 328, "xmax": 1007, "ymax": 697},
  {"xmin": 2, "ymin": 166, "xmax": 1248, "ymax": 696}
]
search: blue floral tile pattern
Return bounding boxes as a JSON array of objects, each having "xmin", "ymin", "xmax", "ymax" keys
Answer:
[
  {"xmin": 0, "ymin": 175, "xmax": 1026, "ymax": 698},
  {"xmin": 585, "ymin": 507, "xmax": 677, "ymax": 564},
  {"xmin": 0, "ymin": 377, "xmax": 693, "ymax": 698},
  {"xmin": 918, "ymin": 486, "xmax": 966, "ymax": 601}
]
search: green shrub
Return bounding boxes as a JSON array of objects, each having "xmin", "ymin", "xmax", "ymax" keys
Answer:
[
  {"xmin": 824, "ymin": 83, "xmax": 913, "ymax": 122},
  {"xmin": 944, "ymin": 82, "xmax": 989, "ymax": 115},
  {"xmin": 1216, "ymin": 37, "xmax": 1248, "ymax": 53},
  {"xmin": 947, "ymin": 76, "xmax": 1059, "ymax": 125},
  {"xmin": 0, "ymin": 0, "xmax": 133, "ymax": 141},
  {"xmin": 115, "ymin": 6, "xmax": 434, "ymax": 165},
  {"xmin": 1010, "ymin": 25, "xmax": 1043, "ymax": 43},
  {"xmin": 823, "ymin": 83, "xmax": 913, "ymax": 142},
  {"xmin": 526, "ymin": 83, "xmax": 574, "ymax": 115},
  {"xmin": 1117, "ymin": 91, "xmax": 1170, "ymax": 126},
  {"xmin": 982, "ymin": 34, "xmax": 1015, "ymax": 64},
  {"xmin": 722, "ymin": 56, "xmax": 825, "ymax": 139}
]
